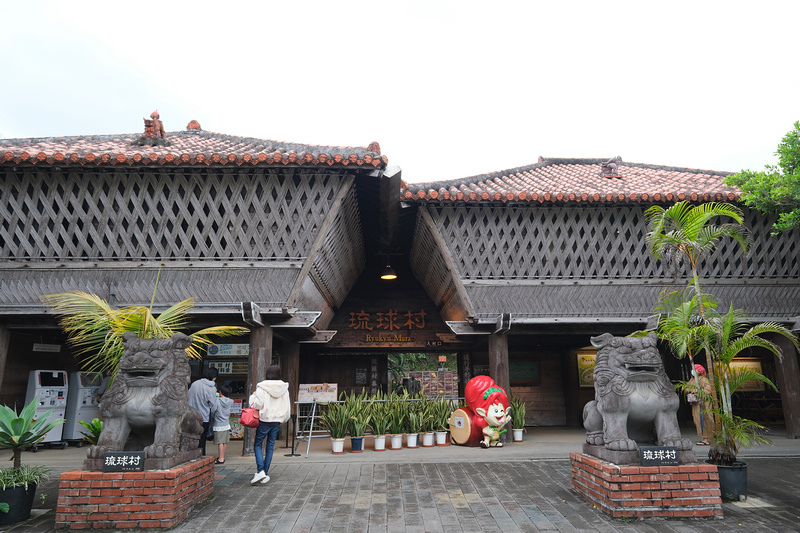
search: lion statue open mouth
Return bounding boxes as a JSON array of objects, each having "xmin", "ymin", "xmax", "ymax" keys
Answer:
[
  {"xmin": 582, "ymin": 332, "xmax": 692, "ymax": 452},
  {"xmin": 87, "ymin": 332, "xmax": 203, "ymax": 464}
]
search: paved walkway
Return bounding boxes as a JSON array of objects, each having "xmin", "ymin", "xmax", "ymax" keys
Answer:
[{"xmin": 5, "ymin": 427, "xmax": 800, "ymax": 532}]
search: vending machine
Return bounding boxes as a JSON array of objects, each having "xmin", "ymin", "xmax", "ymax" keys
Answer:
[
  {"xmin": 63, "ymin": 372, "xmax": 103, "ymax": 442},
  {"xmin": 24, "ymin": 370, "xmax": 69, "ymax": 444}
]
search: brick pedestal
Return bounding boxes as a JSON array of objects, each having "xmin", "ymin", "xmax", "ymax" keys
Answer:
[
  {"xmin": 55, "ymin": 456, "xmax": 215, "ymax": 530},
  {"xmin": 570, "ymin": 452, "xmax": 723, "ymax": 519}
]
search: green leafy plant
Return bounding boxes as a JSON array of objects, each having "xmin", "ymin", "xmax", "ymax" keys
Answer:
[
  {"xmin": 509, "ymin": 395, "xmax": 527, "ymax": 429},
  {"xmin": 318, "ymin": 401, "xmax": 349, "ymax": 439},
  {"xmin": 0, "ymin": 400, "xmax": 61, "ymax": 494},
  {"xmin": 78, "ymin": 418, "xmax": 103, "ymax": 445},
  {"xmin": 0, "ymin": 464, "xmax": 51, "ymax": 491},
  {"xmin": 386, "ymin": 393, "xmax": 408, "ymax": 435},
  {"xmin": 367, "ymin": 393, "xmax": 391, "ymax": 435},
  {"xmin": 645, "ymin": 201, "xmax": 799, "ymax": 465},
  {"xmin": 340, "ymin": 391, "xmax": 371, "ymax": 437},
  {"xmin": 42, "ymin": 291, "xmax": 248, "ymax": 375},
  {"xmin": 725, "ymin": 120, "xmax": 800, "ymax": 233},
  {"xmin": 0, "ymin": 401, "xmax": 64, "ymax": 472},
  {"xmin": 430, "ymin": 397, "xmax": 453, "ymax": 432},
  {"xmin": 661, "ymin": 295, "xmax": 797, "ymax": 464}
]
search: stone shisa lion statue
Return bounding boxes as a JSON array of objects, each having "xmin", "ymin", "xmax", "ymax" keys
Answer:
[
  {"xmin": 582, "ymin": 332, "xmax": 693, "ymax": 463},
  {"xmin": 85, "ymin": 332, "xmax": 203, "ymax": 470}
]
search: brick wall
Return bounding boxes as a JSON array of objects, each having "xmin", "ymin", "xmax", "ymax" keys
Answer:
[
  {"xmin": 54, "ymin": 456, "xmax": 215, "ymax": 530},
  {"xmin": 570, "ymin": 453, "xmax": 723, "ymax": 519}
]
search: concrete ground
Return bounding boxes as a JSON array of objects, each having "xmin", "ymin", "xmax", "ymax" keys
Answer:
[{"xmin": 4, "ymin": 426, "xmax": 800, "ymax": 532}]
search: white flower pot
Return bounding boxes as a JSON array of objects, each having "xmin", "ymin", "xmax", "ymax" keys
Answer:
[
  {"xmin": 406, "ymin": 432, "xmax": 419, "ymax": 448},
  {"xmin": 373, "ymin": 434, "xmax": 387, "ymax": 451},
  {"xmin": 512, "ymin": 428, "xmax": 524, "ymax": 442},
  {"xmin": 390, "ymin": 434, "xmax": 403, "ymax": 450},
  {"xmin": 331, "ymin": 437, "xmax": 346, "ymax": 455},
  {"xmin": 421, "ymin": 432, "xmax": 435, "ymax": 447},
  {"xmin": 435, "ymin": 431, "xmax": 450, "ymax": 446}
]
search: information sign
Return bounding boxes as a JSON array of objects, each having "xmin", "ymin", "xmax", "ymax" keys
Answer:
[
  {"xmin": 102, "ymin": 451, "xmax": 146, "ymax": 472},
  {"xmin": 639, "ymin": 446, "xmax": 679, "ymax": 466}
]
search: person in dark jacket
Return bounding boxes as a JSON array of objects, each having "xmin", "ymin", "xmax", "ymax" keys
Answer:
[{"xmin": 188, "ymin": 367, "xmax": 218, "ymax": 455}]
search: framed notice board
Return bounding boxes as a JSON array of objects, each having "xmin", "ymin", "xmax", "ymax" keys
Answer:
[{"xmin": 510, "ymin": 360, "xmax": 540, "ymax": 385}]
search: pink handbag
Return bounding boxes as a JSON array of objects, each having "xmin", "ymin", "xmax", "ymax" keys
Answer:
[{"xmin": 240, "ymin": 407, "xmax": 260, "ymax": 428}]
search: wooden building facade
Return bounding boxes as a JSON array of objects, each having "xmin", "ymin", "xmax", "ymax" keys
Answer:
[{"xmin": 1, "ymin": 122, "xmax": 799, "ymax": 436}]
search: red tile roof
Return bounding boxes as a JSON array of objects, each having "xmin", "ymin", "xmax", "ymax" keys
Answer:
[
  {"xmin": 0, "ymin": 126, "xmax": 387, "ymax": 169},
  {"xmin": 401, "ymin": 157, "xmax": 740, "ymax": 204}
]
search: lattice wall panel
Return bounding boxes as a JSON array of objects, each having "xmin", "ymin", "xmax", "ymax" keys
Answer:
[
  {"xmin": 0, "ymin": 167, "xmax": 343, "ymax": 261},
  {"xmin": 428, "ymin": 206, "xmax": 800, "ymax": 280},
  {"xmin": 410, "ymin": 210, "xmax": 471, "ymax": 320},
  {"xmin": 309, "ymin": 184, "xmax": 365, "ymax": 308}
]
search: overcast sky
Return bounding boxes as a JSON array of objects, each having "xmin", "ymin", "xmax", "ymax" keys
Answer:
[{"xmin": 2, "ymin": 1, "xmax": 799, "ymax": 183}]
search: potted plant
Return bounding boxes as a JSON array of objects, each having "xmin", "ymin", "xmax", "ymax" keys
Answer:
[
  {"xmin": 343, "ymin": 391, "xmax": 371, "ymax": 453},
  {"xmin": 658, "ymin": 293, "xmax": 797, "ymax": 500},
  {"xmin": 431, "ymin": 397, "xmax": 452, "ymax": 446},
  {"xmin": 403, "ymin": 396, "xmax": 428, "ymax": 449},
  {"xmin": 368, "ymin": 394, "xmax": 391, "ymax": 451},
  {"xmin": 318, "ymin": 401, "xmax": 349, "ymax": 454},
  {"xmin": 418, "ymin": 398, "xmax": 436, "ymax": 447},
  {"xmin": 0, "ymin": 400, "xmax": 64, "ymax": 525},
  {"xmin": 645, "ymin": 200, "xmax": 799, "ymax": 500},
  {"xmin": 387, "ymin": 393, "xmax": 407, "ymax": 450},
  {"xmin": 509, "ymin": 395, "xmax": 527, "ymax": 442}
]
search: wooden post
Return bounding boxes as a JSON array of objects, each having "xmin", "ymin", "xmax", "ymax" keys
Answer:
[
  {"xmin": 0, "ymin": 324, "xmax": 9, "ymax": 397},
  {"xmin": 280, "ymin": 341, "xmax": 300, "ymax": 416},
  {"xmin": 772, "ymin": 333, "xmax": 800, "ymax": 439},
  {"xmin": 488, "ymin": 331, "xmax": 511, "ymax": 442},
  {"xmin": 243, "ymin": 323, "xmax": 272, "ymax": 455}
]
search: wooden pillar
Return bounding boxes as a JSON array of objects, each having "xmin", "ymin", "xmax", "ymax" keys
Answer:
[
  {"xmin": 243, "ymin": 324, "xmax": 273, "ymax": 455},
  {"xmin": 280, "ymin": 341, "xmax": 300, "ymax": 416},
  {"xmin": 0, "ymin": 324, "xmax": 10, "ymax": 396},
  {"xmin": 773, "ymin": 334, "xmax": 800, "ymax": 439},
  {"xmin": 488, "ymin": 332, "xmax": 511, "ymax": 442},
  {"xmin": 456, "ymin": 351, "xmax": 471, "ymax": 398}
]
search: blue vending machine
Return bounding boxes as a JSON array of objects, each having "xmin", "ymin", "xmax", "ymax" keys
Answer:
[
  {"xmin": 63, "ymin": 372, "xmax": 103, "ymax": 442},
  {"xmin": 24, "ymin": 370, "xmax": 69, "ymax": 445}
]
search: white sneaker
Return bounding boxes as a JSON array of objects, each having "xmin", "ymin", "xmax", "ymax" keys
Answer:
[
  {"xmin": 260, "ymin": 475, "xmax": 271, "ymax": 484},
  {"xmin": 251, "ymin": 471, "xmax": 267, "ymax": 484}
]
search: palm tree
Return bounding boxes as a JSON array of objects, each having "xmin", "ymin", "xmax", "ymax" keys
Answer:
[
  {"xmin": 659, "ymin": 296, "xmax": 798, "ymax": 464},
  {"xmin": 645, "ymin": 201, "xmax": 752, "ymax": 405},
  {"xmin": 42, "ymin": 291, "xmax": 248, "ymax": 375},
  {"xmin": 645, "ymin": 201, "xmax": 751, "ymax": 308}
]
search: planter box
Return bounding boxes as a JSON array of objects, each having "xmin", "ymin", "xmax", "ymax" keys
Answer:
[
  {"xmin": 570, "ymin": 453, "xmax": 723, "ymax": 519},
  {"xmin": 55, "ymin": 456, "xmax": 214, "ymax": 530},
  {"xmin": 0, "ymin": 483, "xmax": 37, "ymax": 525}
]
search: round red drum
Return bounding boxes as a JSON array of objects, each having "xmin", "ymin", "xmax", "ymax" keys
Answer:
[{"xmin": 448, "ymin": 407, "xmax": 482, "ymax": 446}]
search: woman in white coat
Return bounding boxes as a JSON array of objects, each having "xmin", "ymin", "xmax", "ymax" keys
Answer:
[{"xmin": 248, "ymin": 364, "xmax": 291, "ymax": 484}]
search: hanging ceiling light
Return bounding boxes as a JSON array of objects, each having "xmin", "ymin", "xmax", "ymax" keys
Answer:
[{"xmin": 380, "ymin": 264, "xmax": 397, "ymax": 280}]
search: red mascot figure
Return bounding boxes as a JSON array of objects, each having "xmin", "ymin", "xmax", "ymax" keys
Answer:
[{"xmin": 464, "ymin": 375, "xmax": 510, "ymax": 448}]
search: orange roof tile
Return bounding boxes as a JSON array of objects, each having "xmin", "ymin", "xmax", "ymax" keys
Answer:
[
  {"xmin": 401, "ymin": 157, "xmax": 740, "ymax": 204},
  {"xmin": 0, "ymin": 128, "xmax": 387, "ymax": 170}
]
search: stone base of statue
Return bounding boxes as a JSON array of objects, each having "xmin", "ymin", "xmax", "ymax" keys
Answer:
[
  {"xmin": 55, "ymin": 455, "xmax": 214, "ymax": 530},
  {"xmin": 582, "ymin": 444, "xmax": 696, "ymax": 465},
  {"xmin": 570, "ymin": 452, "xmax": 723, "ymax": 519},
  {"xmin": 82, "ymin": 448, "xmax": 201, "ymax": 471}
]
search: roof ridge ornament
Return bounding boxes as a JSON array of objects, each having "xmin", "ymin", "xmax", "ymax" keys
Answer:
[
  {"xmin": 133, "ymin": 110, "xmax": 171, "ymax": 147},
  {"xmin": 601, "ymin": 156, "xmax": 622, "ymax": 177}
]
